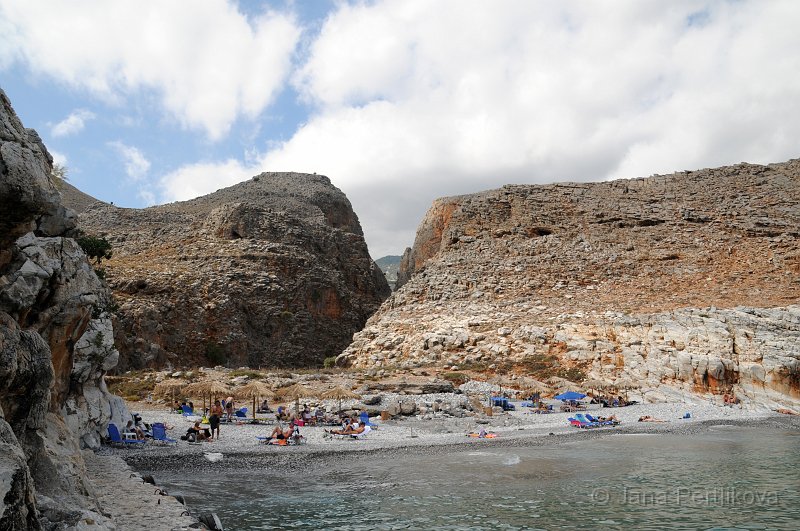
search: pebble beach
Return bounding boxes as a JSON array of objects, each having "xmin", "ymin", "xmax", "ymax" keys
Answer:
[{"xmin": 84, "ymin": 393, "xmax": 797, "ymax": 530}]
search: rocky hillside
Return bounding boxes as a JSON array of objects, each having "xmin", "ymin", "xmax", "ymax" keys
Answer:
[
  {"xmin": 1, "ymin": 90, "xmax": 127, "ymax": 528},
  {"xmin": 68, "ymin": 173, "xmax": 390, "ymax": 371},
  {"xmin": 340, "ymin": 161, "xmax": 800, "ymax": 411}
]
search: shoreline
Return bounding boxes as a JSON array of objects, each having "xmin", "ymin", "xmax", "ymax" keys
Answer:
[
  {"xmin": 116, "ymin": 408, "xmax": 799, "ymax": 473},
  {"xmin": 85, "ymin": 402, "xmax": 798, "ymax": 528}
]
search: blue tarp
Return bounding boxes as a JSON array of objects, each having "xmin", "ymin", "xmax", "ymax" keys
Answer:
[{"xmin": 554, "ymin": 391, "xmax": 586, "ymax": 401}]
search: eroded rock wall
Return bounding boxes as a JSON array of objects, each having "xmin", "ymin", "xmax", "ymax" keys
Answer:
[
  {"xmin": 342, "ymin": 161, "xmax": 800, "ymax": 410},
  {"xmin": 1, "ymin": 89, "xmax": 123, "ymax": 529}
]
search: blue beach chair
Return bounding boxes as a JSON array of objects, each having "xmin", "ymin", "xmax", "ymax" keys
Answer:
[
  {"xmin": 107, "ymin": 423, "xmax": 147, "ymax": 447},
  {"xmin": 359, "ymin": 411, "xmax": 378, "ymax": 429},
  {"xmin": 585, "ymin": 413, "xmax": 619, "ymax": 426},
  {"xmin": 151, "ymin": 423, "xmax": 177, "ymax": 446},
  {"xmin": 575, "ymin": 413, "xmax": 601, "ymax": 428}
]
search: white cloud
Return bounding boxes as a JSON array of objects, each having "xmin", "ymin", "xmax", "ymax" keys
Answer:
[
  {"xmin": 156, "ymin": 1, "xmax": 800, "ymax": 259},
  {"xmin": 49, "ymin": 150, "xmax": 68, "ymax": 167},
  {"xmin": 50, "ymin": 109, "xmax": 95, "ymax": 137},
  {"xmin": 108, "ymin": 141, "xmax": 150, "ymax": 181},
  {"xmin": 137, "ymin": 187, "xmax": 156, "ymax": 207},
  {"xmin": 159, "ymin": 159, "xmax": 257, "ymax": 203},
  {"xmin": 0, "ymin": 0, "xmax": 301, "ymax": 140},
  {"xmin": 272, "ymin": 0, "xmax": 800, "ymax": 257}
]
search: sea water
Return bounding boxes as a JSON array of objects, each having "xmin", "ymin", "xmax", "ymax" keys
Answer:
[{"xmin": 143, "ymin": 427, "xmax": 799, "ymax": 530}]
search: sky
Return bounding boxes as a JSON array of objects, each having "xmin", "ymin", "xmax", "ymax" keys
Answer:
[{"xmin": 2, "ymin": 0, "xmax": 799, "ymax": 259}]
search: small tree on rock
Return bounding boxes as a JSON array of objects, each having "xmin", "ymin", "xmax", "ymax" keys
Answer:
[{"xmin": 77, "ymin": 236, "xmax": 113, "ymax": 264}]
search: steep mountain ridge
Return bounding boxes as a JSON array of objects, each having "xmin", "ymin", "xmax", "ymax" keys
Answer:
[
  {"xmin": 341, "ymin": 160, "xmax": 800, "ymax": 410},
  {"xmin": 70, "ymin": 172, "xmax": 390, "ymax": 370}
]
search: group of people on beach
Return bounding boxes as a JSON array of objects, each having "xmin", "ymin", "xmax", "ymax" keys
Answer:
[{"xmin": 722, "ymin": 392, "xmax": 740, "ymax": 406}]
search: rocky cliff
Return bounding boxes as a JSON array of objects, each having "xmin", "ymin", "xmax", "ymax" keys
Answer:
[
  {"xmin": 68, "ymin": 173, "xmax": 390, "ymax": 371},
  {"xmin": 1, "ymin": 90, "xmax": 126, "ymax": 528},
  {"xmin": 340, "ymin": 161, "xmax": 800, "ymax": 410}
]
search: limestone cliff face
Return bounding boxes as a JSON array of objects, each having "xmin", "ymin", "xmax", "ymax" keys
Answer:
[
  {"xmin": 1, "ymin": 90, "xmax": 123, "ymax": 529},
  {"xmin": 341, "ymin": 160, "xmax": 800, "ymax": 410},
  {"xmin": 69, "ymin": 173, "xmax": 390, "ymax": 371}
]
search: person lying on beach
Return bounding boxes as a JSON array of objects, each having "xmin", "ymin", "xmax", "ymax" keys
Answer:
[
  {"xmin": 328, "ymin": 422, "xmax": 366, "ymax": 436},
  {"xmin": 466, "ymin": 428, "xmax": 497, "ymax": 438},
  {"xmin": 597, "ymin": 415, "xmax": 620, "ymax": 423},
  {"xmin": 638, "ymin": 415, "xmax": 667, "ymax": 423},
  {"xmin": 267, "ymin": 422, "xmax": 296, "ymax": 441}
]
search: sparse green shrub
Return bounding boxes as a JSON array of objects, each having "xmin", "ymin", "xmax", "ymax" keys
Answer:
[
  {"xmin": 229, "ymin": 369, "xmax": 263, "ymax": 379},
  {"xmin": 106, "ymin": 374, "xmax": 156, "ymax": 401},
  {"xmin": 77, "ymin": 235, "xmax": 113, "ymax": 264},
  {"xmin": 442, "ymin": 372, "xmax": 469, "ymax": 385},
  {"xmin": 323, "ymin": 356, "xmax": 338, "ymax": 368},
  {"xmin": 558, "ymin": 367, "xmax": 586, "ymax": 382}
]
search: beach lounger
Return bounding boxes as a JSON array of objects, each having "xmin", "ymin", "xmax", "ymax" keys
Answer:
[
  {"xmin": 107, "ymin": 423, "xmax": 147, "ymax": 447},
  {"xmin": 325, "ymin": 425, "xmax": 371, "ymax": 440},
  {"xmin": 574, "ymin": 414, "xmax": 601, "ymax": 428},
  {"xmin": 151, "ymin": 423, "xmax": 177, "ymax": 445},
  {"xmin": 256, "ymin": 432, "xmax": 306, "ymax": 446},
  {"xmin": 568, "ymin": 418, "xmax": 585, "ymax": 428},
  {"xmin": 352, "ymin": 425, "xmax": 371, "ymax": 439},
  {"xmin": 585, "ymin": 414, "xmax": 619, "ymax": 426},
  {"xmin": 567, "ymin": 417, "xmax": 596, "ymax": 429}
]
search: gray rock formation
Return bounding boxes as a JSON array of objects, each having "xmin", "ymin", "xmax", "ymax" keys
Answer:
[
  {"xmin": 1, "ymin": 89, "xmax": 125, "ymax": 528},
  {"xmin": 341, "ymin": 160, "xmax": 800, "ymax": 411},
  {"xmin": 68, "ymin": 172, "xmax": 391, "ymax": 371}
]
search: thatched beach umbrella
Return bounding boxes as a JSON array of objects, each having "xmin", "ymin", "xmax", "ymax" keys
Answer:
[
  {"xmin": 583, "ymin": 378, "xmax": 611, "ymax": 394},
  {"xmin": 153, "ymin": 379, "xmax": 185, "ymax": 403},
  {"xmin": 320, "ymin": 386, "xmax": 361, "ymax": 413},
  {"xmin": 235, "ymin": 381, "xmax": 274, "ymax": 420},
  {"xmin": 183, "ymin": 380, "xmax": 231, "ymax": 411},
  {"xmin": 275, "ymin": 383, "xmax": 315, "ymax": 415},
  {"xmin": 613, "ymin": 377, "xmax": 642, "ymax": 401}
]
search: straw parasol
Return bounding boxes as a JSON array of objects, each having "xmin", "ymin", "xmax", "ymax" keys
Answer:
[
  {"xmin": 613, "ymin": 377, "xmax": 642, "ymax": 401},
  {"xmin": 320, "ymin": 386, "xmax": 361, "ymax": 413},
  {"xmin": 183, "ymin": 380, "xmax": 231, "ymax": 411},
  {"xmin": 235, "ymin": 381, "xmax": 274, "ymax": 420},
  {"xmin": 153, "ymin": 379, "xmax": 185, "ymax": 403},
  {"xmin": 583, "ymin": 378, "xmax": 611, "ymax": 393},
  {"xmin": 275, "ymin": 383, "xmax": 315, "ymax": 415}
]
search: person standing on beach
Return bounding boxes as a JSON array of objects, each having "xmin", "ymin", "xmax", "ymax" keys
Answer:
[
  {"xmin": 209, "ymin": 400, "xmax": 223, "ymax": 439},
  {"xmin": 225, "ymin": 396, "xmax": 234, "ymax": 422}
]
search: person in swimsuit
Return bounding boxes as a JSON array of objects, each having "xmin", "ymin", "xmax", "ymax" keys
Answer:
[{"xmin": 209, "ymin": 400, "xmax": 224, "ymax": 439}]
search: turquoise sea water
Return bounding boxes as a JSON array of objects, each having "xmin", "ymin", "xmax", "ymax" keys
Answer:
[{"xmin": 144, "ymin": 426, "xmax": 799, "ymax": 530}]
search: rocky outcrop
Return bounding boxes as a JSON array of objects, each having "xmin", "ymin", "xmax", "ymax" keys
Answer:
[
  {"xmin": 341, "ymin": 160, "xmax": 800, "ymax": 410},
  {"xmin": 68, "ymin": 173, "xmax": 390, "ymax": 371},
  {"xmin": 1, "ymin": 89, "xmax": 125, "ymax": 528}
]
